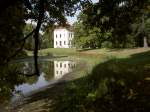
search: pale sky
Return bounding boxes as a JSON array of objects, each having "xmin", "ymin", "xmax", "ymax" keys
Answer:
[{"xmin": 67, "ymin": 0, "xmax": 99, "ymax": 24}]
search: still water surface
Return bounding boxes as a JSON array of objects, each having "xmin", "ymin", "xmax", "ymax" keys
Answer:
[{"xmin": 0, "ymin": 60, "xmax": 76, "ymax": 104}]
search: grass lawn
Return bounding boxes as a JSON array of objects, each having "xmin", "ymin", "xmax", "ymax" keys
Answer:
[
  {"xmin": 47, "ymin": 48, "xmax": 150, "ymax": 112},
  {"xmin": 27, "ymin": 48, "xmax": 77, "ymax": 56},
  {"xmin": 19, "ymin": 48, "xmax": 150, "ymax": 112},
  {"xmin": 27, "ymin": 47, "xmax": 150, "ymax": 57}
]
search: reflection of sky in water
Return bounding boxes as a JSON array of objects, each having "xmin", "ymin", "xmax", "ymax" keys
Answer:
[
  {"xmin": 15, "ymin": 73, "xmax": 49, "ymax": 95},
  {"xmin": 12, "ymin": 60, "xmax": 76, "ymax": 102}
]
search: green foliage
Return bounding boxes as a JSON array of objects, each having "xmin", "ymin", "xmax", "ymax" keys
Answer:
[
  {"xmin": 0, "ymin": 64, "xmax": 26, "ymax": 104},
  {"xmin": 0, "ymin": 1, "xmax": 25, "ymax": 63},
  {"xmin": 23, "ymin": 24, "xmax": 35, "ymax": 50},
  {"xmin": 73, "ymin": 14, "xmax": 112, "ymax": 48},
  {"xmin": 42, "ymin": 25, "xmax": 54, "ymax": 48},
  {"xmin": 80, "ymin": 0, "xmax": 150, "ymax": 48},
  {"xmin": 23, "ymin": 24, "xmax": 49, "ymax": 50},
  {"xmin": 27, "ymin": 0, "xmax": 82, "ymax": 25},
  {"xmin": 101, "ymin": 41, "xmax": 113, "ymax": 48}
]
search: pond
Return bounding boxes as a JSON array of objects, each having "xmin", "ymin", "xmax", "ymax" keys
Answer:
[{"xmin": 0, "ymin": 59, "xmax": 77, "ymax": 109}]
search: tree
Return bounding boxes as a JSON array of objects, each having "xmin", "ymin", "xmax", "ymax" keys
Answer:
[
  {"xmin": 0, "ymin": 0, "xmax": 84, "ymax": 75},
  {"xmin": 24, "ymin": 0, "xmax": 83, "ymax": 75},
  {"xmin": 81, "ymin": 0, "xmax": 150, "ymax": 48},
  {"xmin": 0, "ymin": 1, "xmax": 25, "ymax": 64},
  {"xmin": 73, "ymin": 13, "xmax": 112, "ymax": 48}
]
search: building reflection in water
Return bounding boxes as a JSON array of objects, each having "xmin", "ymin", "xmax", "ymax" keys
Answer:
[
  {"xmin": 12, "ymin": 60, "xmax": 76, "ymax": 101},
  {"xmin": 54, "ymin": 61, "xmax": 76, "ymax": 79}
]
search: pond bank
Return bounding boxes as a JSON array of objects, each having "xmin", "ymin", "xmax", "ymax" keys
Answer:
[
  {"xmin": 7, "ymin": 57, "xmax": 90, "ymax": 112},
  {"xmin": 4, "ymin": 48, "xmax": 150, "ymax": 112}
]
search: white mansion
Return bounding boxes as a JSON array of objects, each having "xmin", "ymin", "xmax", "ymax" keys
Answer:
[{"xmin": 54, "ymin": 27, "xmax": 74, "ymax": 48}]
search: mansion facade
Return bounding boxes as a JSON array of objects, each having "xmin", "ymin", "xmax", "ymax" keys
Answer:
[{"xmin": 54, "ymin": 27, "xmax": 74, "ymax": 48}]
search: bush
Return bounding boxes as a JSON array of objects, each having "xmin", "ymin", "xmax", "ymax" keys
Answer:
[{"xmin": 101, "ymin": 41, "xmax": 113, "ymax": 48}]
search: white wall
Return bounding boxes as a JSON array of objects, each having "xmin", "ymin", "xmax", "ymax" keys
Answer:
[{"xmin": 54, "ymin": 28, "xmax": 74, "ymax": 48}]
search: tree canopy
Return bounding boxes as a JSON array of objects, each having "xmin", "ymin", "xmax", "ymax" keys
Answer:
[
  {"xmin": 0, "ymin": 0, "xmax": 85, "ymax": 75},
  {"xmin": 0, "ymin": 1, "xmax": 25, "ymax": 64},
  {"xmin": 76, "ymin": 0, "xmax": 150, "ymax": 48}
]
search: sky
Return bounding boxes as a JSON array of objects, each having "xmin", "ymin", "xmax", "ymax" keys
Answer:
[{"xmin": 67, "ymin": 0, "xmax": 98, "ymax": 24}]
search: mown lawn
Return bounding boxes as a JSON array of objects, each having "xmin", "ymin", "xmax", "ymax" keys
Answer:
[
  {"xmin": 48, "ymin": 48, "xmax": 150, "ymax": 112},
  {"xmin": 27, "ymin": 48, "xmax": 77, "ymax": 56}
]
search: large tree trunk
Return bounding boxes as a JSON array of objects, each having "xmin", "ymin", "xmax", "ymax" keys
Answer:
[
  {"xmin": 143, "ymin": 36, "xmax": 148, "ymax": 48},
  {"xmin": 142, "ymin": 13, "xmax": 148, "ymax": 48},
  {"xmin": 33, "ymin": 0, "xmax": 44, "ymax": 76}
]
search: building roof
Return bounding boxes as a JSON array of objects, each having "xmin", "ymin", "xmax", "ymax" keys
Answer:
[{"xmin": 54, "ymin": 25, "xmax": 74, "ymax": 32}]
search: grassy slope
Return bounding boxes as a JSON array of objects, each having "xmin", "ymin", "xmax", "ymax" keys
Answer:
[
  {"xmin": 25, "ymin": 48, "xmax": 150, "ymax": 112},
  {"xmin": 49, "ymin": 48, "xmax": 150, "ymax": 112}
]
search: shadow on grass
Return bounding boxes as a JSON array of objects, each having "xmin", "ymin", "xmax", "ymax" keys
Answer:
[
  {"xmin": 12, "ymin": 50, "xmax": 150, "ymax": 112},
  {"xmin": 52, "ymin": 50, "xmax": 150, "ymax": 112},
  {"xmin": 106, "ymin": 47, "xmax": 138, "ymax": 52}
]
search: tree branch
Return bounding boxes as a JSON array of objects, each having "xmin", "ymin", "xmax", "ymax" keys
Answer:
[
  {"xmin": 6, "ymin": 30, "xmax": 35, "ymax": 63},
  {"xmin": 22, "ymin": 29, "xmax": 35, "ymax": 41}
]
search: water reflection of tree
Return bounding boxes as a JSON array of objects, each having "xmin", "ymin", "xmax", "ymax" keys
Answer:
[
  {"xmin": 23, "ymin": 62, "xmax": 35, "ymax": 74},
  {"xmin": 41, "ymin": 61, "xmax": 54, "ymax": 82},
  {"xmin": 25, "ymin": 75, "xmax": 38, "ymax": 85},
  {"xmin": 0, "ymin": 63, "xmax": 25, "ymax": 104},
  {"xmin": 23, "ymin": 61, "xmax": 55, "ymax": 83},
  {"xmin": 22, "ymin": 62, "xmax": 39, "ymax": 84}
]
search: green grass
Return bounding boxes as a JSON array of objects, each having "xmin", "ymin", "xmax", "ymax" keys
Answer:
[
  {"xmin": 21, "ymin": 48, "xmax": 150, "ymax": 112},
  {"xmin": 50, "ymin": 48, "xmax": 150, "ymax": 112},
  {"xmin": 27, "ymin": 48, "xmax": 77, "ymax": 56},
  {"xmin": 27, "ymin": 47, "xmax": 150, "ymax": 57}
]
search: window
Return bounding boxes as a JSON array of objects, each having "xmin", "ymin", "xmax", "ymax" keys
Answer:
[
  {"xmin": 60, "ymin": 34, "xmax": 61, "ymax": 38},
  {"xmin": 56, "ymin": 64, "xmax": 58, "ymax": 67},
  {"xmin": 64, "ymin": 64, "xmax": 66, "ymax": 68},
  {"xmin": 60, "ymin": 41, "xmax": 62, "ymax": 46},
  {"xmin": 64, "ymin": 41, "xmax": 66, "ymax": 45},
  {"xmin": 56, "ymin": 34, "xmax": 57, "ymax": 38},
  {"xmin": 60, "ymin": 71, "xmax": 62, "ymax": 75},
  {"xmin": 70, "ymin": 33, "xmax": 72, "ymax": 38},
  {"xmin": 56, "ymin": 71, "xmax": 58, "ymax": 74},
  {"xmin": 60, "ymin": 63, "xmax": 62, "ymax": 67},
  {"xmin": 56, "ymin": 41, "xmax": 57, "ymax": 45}
]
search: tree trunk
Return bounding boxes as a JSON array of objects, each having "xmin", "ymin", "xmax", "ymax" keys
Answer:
[
  {"xmin": 143, "ymin": 36, "xmax": 148, "ymax": 48},
  {"xmin": 33, "ymin": 0, "xmax": 44, "ymax": 76},
  {"xmin": 142, "ymin": 13, "xmax": 148, "ymax": 48}
]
